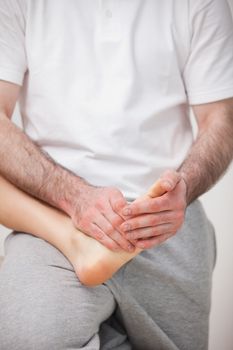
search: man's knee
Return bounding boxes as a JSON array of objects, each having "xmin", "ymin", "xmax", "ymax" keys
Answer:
[
  {"xmin": 0, "ymin": 308, "xmax": 98, "ymax": 350},
  {"xmin": 0, "ymin": 254, "xmax": 115, "ymax": 349},
  {"xmin": 0, "ymin": 278, "xmax": 103, "ymax": 350}
]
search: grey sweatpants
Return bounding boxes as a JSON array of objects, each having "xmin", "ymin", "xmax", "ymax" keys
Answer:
[{"xmin": 0, "ymin": 200, "xmax": 216, "ymax": 350}]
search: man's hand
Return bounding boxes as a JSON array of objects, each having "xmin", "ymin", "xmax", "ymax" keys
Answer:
[
  {"xmin": 118, "ymin": 170, "xmax": 187, "ymax": 250},
  {"xmin": 0, "ymin": 81, "xmax": 135, "ymax": 253},
  {"xmin": 70, "ymin": 184, "xmax": 135, "ymax": 253}
]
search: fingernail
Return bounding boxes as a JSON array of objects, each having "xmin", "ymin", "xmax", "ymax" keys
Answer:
[
  {"xmin": 123, "ymin": 207, "xmax": 131, "ymax": 216},
  {"xmin": 123, "ymin": 224, "xmax": 131, "ymax": 231},
  {"xmin": 163, "ymin": 181, "xmax": 172, "ymax": 190},
  {"xmin": 128, "ymin": 244, "xmax": 135, "ymax": 252},
  {"xmin": 114, "ymin": 200, "xmax": 124, "ymax": 212}
]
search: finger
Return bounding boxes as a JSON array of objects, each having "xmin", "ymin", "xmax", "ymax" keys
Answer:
[
  {"xmin": 120, "ymin": 211, "xmax": 173, "ymax": 232},
  {"xmin": 105, "ymin": 201, "xmax": 125, "ymax": 230},
  {"xmin": 94, "ymin": 213, "xmax": 135, "ymax": 253},
  {"xmin": 104, "ymin": 199, "xmax": 135, "ymax": 239},
  {"xmin": 89, "ymin": 223, "xmax": 121, "ymax": 252},
  {"xmin": 125, "ymin": 223, "xmax": 173, "ymax": 240},
  {"xmin": 159, "ymin": 170, "xmax": 181, "ymax": 192},
  {"xmin": 135, "ymin": 232, "xmax": 174, "ymax": 250},
  {"xmin": 122, "ymin": 195, "xmax": 171, "ymax": 217},
  {"xmin": 109, "ymin": 190, "xmax": 128, "ymax": 219}
]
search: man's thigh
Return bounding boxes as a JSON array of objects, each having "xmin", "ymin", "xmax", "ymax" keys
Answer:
[
  {"xmin": 0, "ymin": 232, "xmax": 116, "ymax": 350},
  {"xmin": 107, "ymin": 200, "xmax": 216, "ymax": 350}
]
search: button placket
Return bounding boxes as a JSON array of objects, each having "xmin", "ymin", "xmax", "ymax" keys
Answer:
[
  {"xmin": 98, "ymin": 0, "xmax": 121, "ymax": 41},
  {"xmin": 105, "ymin": 8, "xmax": 112, "ymax": 18}
]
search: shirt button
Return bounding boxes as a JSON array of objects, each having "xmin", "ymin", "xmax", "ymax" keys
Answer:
[{"xmin": 105, "ymin": 9, "xmax": 112, "ymax": 18}]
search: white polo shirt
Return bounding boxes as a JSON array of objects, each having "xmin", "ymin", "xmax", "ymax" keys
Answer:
[{"xmin": 0, "ymin": 0, "xmax": 233, "ymax": 200}]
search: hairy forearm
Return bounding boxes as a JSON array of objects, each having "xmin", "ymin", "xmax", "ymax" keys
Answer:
[
  {"xmin": 178, "ymin": 107, "xmax": 233, "ymax": 204},
  {"xmin": 0, "ymin": 114, "xmax": 89, "ymax": 216}
]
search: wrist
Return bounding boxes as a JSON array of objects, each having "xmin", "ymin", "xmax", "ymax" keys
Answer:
[
  {"xmin": 57, "ymin": 169, "xmax": 92, "ymax": 217},
  {"xmin": 178, "ymin": 171, "xmax": 189, "ymax": 203}
]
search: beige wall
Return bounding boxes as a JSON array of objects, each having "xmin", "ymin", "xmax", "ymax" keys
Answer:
[{"xmin": 0, "ymin": 1, "xmax": 233, "ymax": 349}]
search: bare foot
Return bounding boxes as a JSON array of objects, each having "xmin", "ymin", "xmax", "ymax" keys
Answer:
[
  {"xmin": 66, "ymin": 179, "xmax": 166, "ymax": 287},
  {"xmin": 68, "ymin": 230, "xmax": 141, "ymax": 286}
]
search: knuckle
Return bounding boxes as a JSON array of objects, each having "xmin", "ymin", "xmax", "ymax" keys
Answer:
[
  {"xmin": 95, "ymin": 200, "xmax": 105, "ymax": 211},
  {"xmin": 78, "ymin": 217, "xmax": 89, "ymax": 230},
  {"xmin": 120, "ymin": 241, "xmax": 130, "ymax": 251},
  {"xmin": 138, "ymin": 228, "xmax": 145, "ymax": 237},
  {"xmin": 157, "ymin": 213, "xmax": 166, "ymax": 224},
  {"xmin": 134, "ymin": 220, "xmax": 142, "ymax": 230},
  {"xmin": 151, "ymin": 200, "xmax": 159, "ymax": 211},
  {"xmin": 79, "ymin": 209, "xmax": 97, "ymax": 228},
  {"xmin": 130, "ymin": 204, "xmax": 138, "ymax": 215},
  {"xmin": 105, "ymin": 226, "xmax": 114, "ymax": 236},
  {"xmin": 113, "ymin": 194, "xmax": 126, "ymax": 206},
  {"xmin": 112, "ymin": 201, "xmax": 122, "ymax": 212},
  {"xmin": 135, "ymin": 229, "xmax": 145, "ymax": 239},
  {"xmin": 111, "ymin": 216, "xmax": 122, "ymax": 228},
  {"xmin": 126, "ymin": 220, "xmax": 135, "ymax": 230},
  {"xmin": 108, "ymin": 241, "xmax": 120, "ymax": 252},
  {"xmin": 151, "ymin": 216, "xmax": 158, "ymax": 226},
  {"xmin": 93, "ymin": 229, "xmax": 105, "ymax": 241},
  {"xmin": 108, "ymin": 186, "xmax": 121, "ymax": 197},
  {"xmin": 152, "ymin": 228, "xmax": 161, "ymax": 236}
]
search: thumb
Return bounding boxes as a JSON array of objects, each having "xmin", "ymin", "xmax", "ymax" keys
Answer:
[
  {"xmin": 158, "ymin": 170, "xmax": 181, "ymax": 193},
  {"xmin": 110, "ymin": 191, "xmax": 128, "ymax": 215}
]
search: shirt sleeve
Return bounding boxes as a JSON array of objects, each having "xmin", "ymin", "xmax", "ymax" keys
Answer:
[
  {"xmin": 0, "ymin": 0, "xmax": 27, "ymax": 86},
  {"xmin": 183, "ymin": 0, "xmax": 233, "ymax": 105}
]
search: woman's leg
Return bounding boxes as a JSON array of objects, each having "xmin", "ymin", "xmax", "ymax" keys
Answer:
[{"xmin": 0, "ymin": 175, "xmax": 165, "ymax": 286}]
